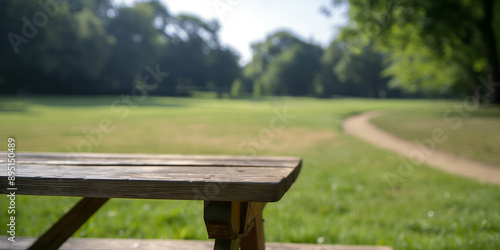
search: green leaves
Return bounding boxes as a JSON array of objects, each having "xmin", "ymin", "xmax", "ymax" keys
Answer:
[
  {"xmin": 244, "ymin": 31, "xmax": 323, "ymax": 96},
  {"xmin": 334, "ymin": 0, "xmax": 499, "ymax": 99},
  {"xmin": 0, "ymin": 0, "xmax": 241, "ymax": 96}
]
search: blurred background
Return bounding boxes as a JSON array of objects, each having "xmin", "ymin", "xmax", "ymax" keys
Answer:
[
  {"xmin": 1, "ymin": 1, "xmax": 500, "ymax": 249},
  {"xmin": 1, "ymin": 0, "xmax": 498, "ymax": 101}
]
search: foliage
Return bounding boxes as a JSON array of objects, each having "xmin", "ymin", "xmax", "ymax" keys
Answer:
[
  {"xmin": 0, "ymin": 0, "xmax": 241, "ymax": 96},
  {"xmin": 329, "ymin": 0, "xmax": 500, "ymax": 102},
  {"xmin": 102, "ymin": 1, "xmax": 166, "ymax": 94},
  {"xmin": 230, "ymin": 78, "xmax": 246, "ymax": 98},
  {"xmin": 2, "ymin": 0, "xmax": 497, "ymax": 99},
  {"xmin": 0, "ymin": 0, "xmax": 115, "ymax": 94},
  {"xmin": 320, "ymin": 39, "xmax": 391, "ymax": 98},
  {"xmin": 259, "ymin": 43, "xmax": 322, "ymax": 96},
  {"xmin": 244, "ymin": 31, "xmax": 323, "ymax": 96}
]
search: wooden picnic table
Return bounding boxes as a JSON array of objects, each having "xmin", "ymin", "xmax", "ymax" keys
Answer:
[{"xmin": 0, "ymin": 152, "xmax": 302, "ymax": 250}]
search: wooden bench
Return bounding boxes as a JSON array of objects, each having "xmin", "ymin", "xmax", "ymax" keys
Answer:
[
  {"xmin": 0, "ymin": 237, "xmax": 394, "ymax": 250},
  {"xmin": 0, "ymin": 152, "xmax": 302, "ymax": 250}
]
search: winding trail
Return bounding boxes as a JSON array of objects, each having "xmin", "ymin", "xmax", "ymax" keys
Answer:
[{"xmin": 343, "ymin": 111, "xmax": 500, "ymax": 185}]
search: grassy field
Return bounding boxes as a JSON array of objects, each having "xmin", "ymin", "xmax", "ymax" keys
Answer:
[
  {"xmin": 371, "ymin": 105, "xmax": 500, "ymax": 166},
  {"xmin": 1, "ymin": 96, "xmax": 499, "ymax": 249}
]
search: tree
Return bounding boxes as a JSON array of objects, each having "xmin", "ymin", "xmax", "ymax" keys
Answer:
[
  {"xmin": 244, "ymin": 31, "xmax": 323, "ymax": 96},
  {"xmin": 101, "ymin": 1, "xmax": 168, "ymax": 94},
  {"xmin": 329, "ymin": 0, "xmax": 500, "ymax": 102},
  {"xmin": 0, "ymin": 0, "xmax": 241, "ymax": 96},
  {"xmin": 230, "ymin": 78, "xmax": 246, "ymax": 98},
  {"xmin": 0, "ymin": 0, "xmax": 114, "ymax": 94},
  {"xmin": 244, "ymin": 31, "xmax": 306, "ymax": 83},
  {"xmin": 158, "ymin": 14, "xmax": 240, "ymax": 96},
  {"xmin": 338, "ymin": 44, "xmax": 388, "ymax": 97},
  {"xmin": 259, "ymin": 43, "xmax": 322, "ymax": 96},
  {"xmin": 319, "ymin": 39, "xmax": 392, "ymax": 98},
  {"xmin": 317, "ymin": 41, "xmax": 343, "ymax": 97},
  {"xmin": 206, "ymin": 47, "xmax": 241, "ymax": 95}
]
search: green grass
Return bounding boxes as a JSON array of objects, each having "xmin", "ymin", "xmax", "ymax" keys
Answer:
[
  {"xmin": 371, "ymin": 105, "xmax": 500, "ymax": 166},
  {"xmin": 1, "ymin": 96, "xmax": 500, "ymax": 249}
]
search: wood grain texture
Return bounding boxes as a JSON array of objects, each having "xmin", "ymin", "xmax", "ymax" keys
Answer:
[
  {"xmin": 204, "ymin": 201, "xmax": 242, "ymax": 239},
  {"xmin": 0, "ymin": 152, "xmax": 301, "ymax": 202},
  {"xmin": 240, "ymin": 203, "xmax": 265, "ymax": 250},
  {"xmin": 204, "ymin": 201, "xmax": 266, "ymax": 248}
]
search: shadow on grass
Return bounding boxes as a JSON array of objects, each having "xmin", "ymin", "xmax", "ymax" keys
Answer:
[
  {"xmin": 0, "ymin": 102, "xmax": 29, "ymax": 112},
  {"xmin": 0, "ymin": 95, "xmax": 187, "ymax": 111}
]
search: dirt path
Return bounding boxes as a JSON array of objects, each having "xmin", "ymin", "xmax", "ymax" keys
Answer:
[{"xmin": 343, "ymin": 111, "xmax": 500, "ymax": 185}]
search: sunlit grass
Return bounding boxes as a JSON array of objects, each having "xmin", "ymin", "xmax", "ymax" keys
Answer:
[
  {"xmin": 371, "ymin": 106, "xmax": 500, "ymax": 166},
  {"xmin": 1, "ymin": 96, "xmax": 499, "ymax": 249}
]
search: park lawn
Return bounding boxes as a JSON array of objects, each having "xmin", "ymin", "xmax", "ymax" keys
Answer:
[
  {"xmin": 1, "ymin": 96, "xmax": 499, "ymax": 250},
  {"xmin": 370, "ymin": 104, "xmax": 500, "ymax": 166}
]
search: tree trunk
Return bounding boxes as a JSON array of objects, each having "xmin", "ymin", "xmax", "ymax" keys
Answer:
[{"xmin": 478, "ymin": 0, "xmax": 500, "ymax": 104}]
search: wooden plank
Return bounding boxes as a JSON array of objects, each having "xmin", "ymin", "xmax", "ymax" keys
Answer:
[
  {"xmin": 0, "ymin": 152, "xmax": 301, "ymax": 163},
  {"xmin": 6, "ymin": 178, "xmax": 288, "ymax": 201},
  {"xmin": 240, "ymin": 203, "xmax": 265, "ymax": 250},
  {"xmin": 204, "ymin": 201, "xmax": 242, "ymax": 239},
  {"xmin": 8, "ymin": 160, "xmax": 298, "ymax": 167},
  {"xmin": 214, "ymin": 239, "xmax": 241, "ymax": 250},
  {"xmin": 27, "ymin": 198, "xmax": 109, "ymax": 250},
  {"xmin": 0, "ymin": 237, "xmax": 394, "ymax": 250},
  {"xmin": 4, "ymin": 165, "xmax": 296, "ymax": 181},
  {"xmin": 0, "ymin": 152, "xmax": 301, "ymax": 202},
  {"xmin": 204, "ymin": 201, "xmax": 266, "ymax": 249},
  {"xmin": 1, "ymin": 166, "xmax": 295, "ymax": 201}
]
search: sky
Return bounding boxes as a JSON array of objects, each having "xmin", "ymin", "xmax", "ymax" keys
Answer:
[{"xmin": 115, "ymin": 0, "xmax": 349, "ymax": 65}]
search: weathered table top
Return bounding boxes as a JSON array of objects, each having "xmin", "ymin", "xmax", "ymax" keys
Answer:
[{"xmin": 0, "ymin": 152, "xmax": 302, "ymax": 202}]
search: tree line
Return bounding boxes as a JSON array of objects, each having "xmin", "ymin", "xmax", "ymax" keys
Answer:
[
  {"xmin": 0, "ymin": 0, "xmax": 239, "ymax": 96},
  {"xmin": 1, "ymin": 0, "xmax": 498, "ymax": 102},
  {"xmin": 323, "ymin": 0, "xmax": 500, "ymax": 104}
]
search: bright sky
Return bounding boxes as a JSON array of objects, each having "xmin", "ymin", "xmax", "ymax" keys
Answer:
[{"xmin": 115, "ymin": 0, "xmax": 349, "ymax": 65}]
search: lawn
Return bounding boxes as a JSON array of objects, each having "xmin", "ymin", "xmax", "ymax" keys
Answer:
[
  {"xmin": 371, "ymin": 104, "xmax": 500, "ymax": 166},
  {"xmin": 1, "ymin": 96, "xmax": 499, "ymax": 249}
]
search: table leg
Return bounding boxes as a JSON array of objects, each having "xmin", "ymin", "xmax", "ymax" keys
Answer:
[
  {"xmin": 214, "ymin": 238, "xmax": 241, "ymax": 250},
  {"xmin": 28, "ymin": 197, "xmax": 109, "ymax": 250},
  {"xmin": 204, "ymin": 201, "xmax": 265, "ymax": 250},
  {"xmin": 240, "ymin": 208, "xmax": 264, "ymax": 250}
]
